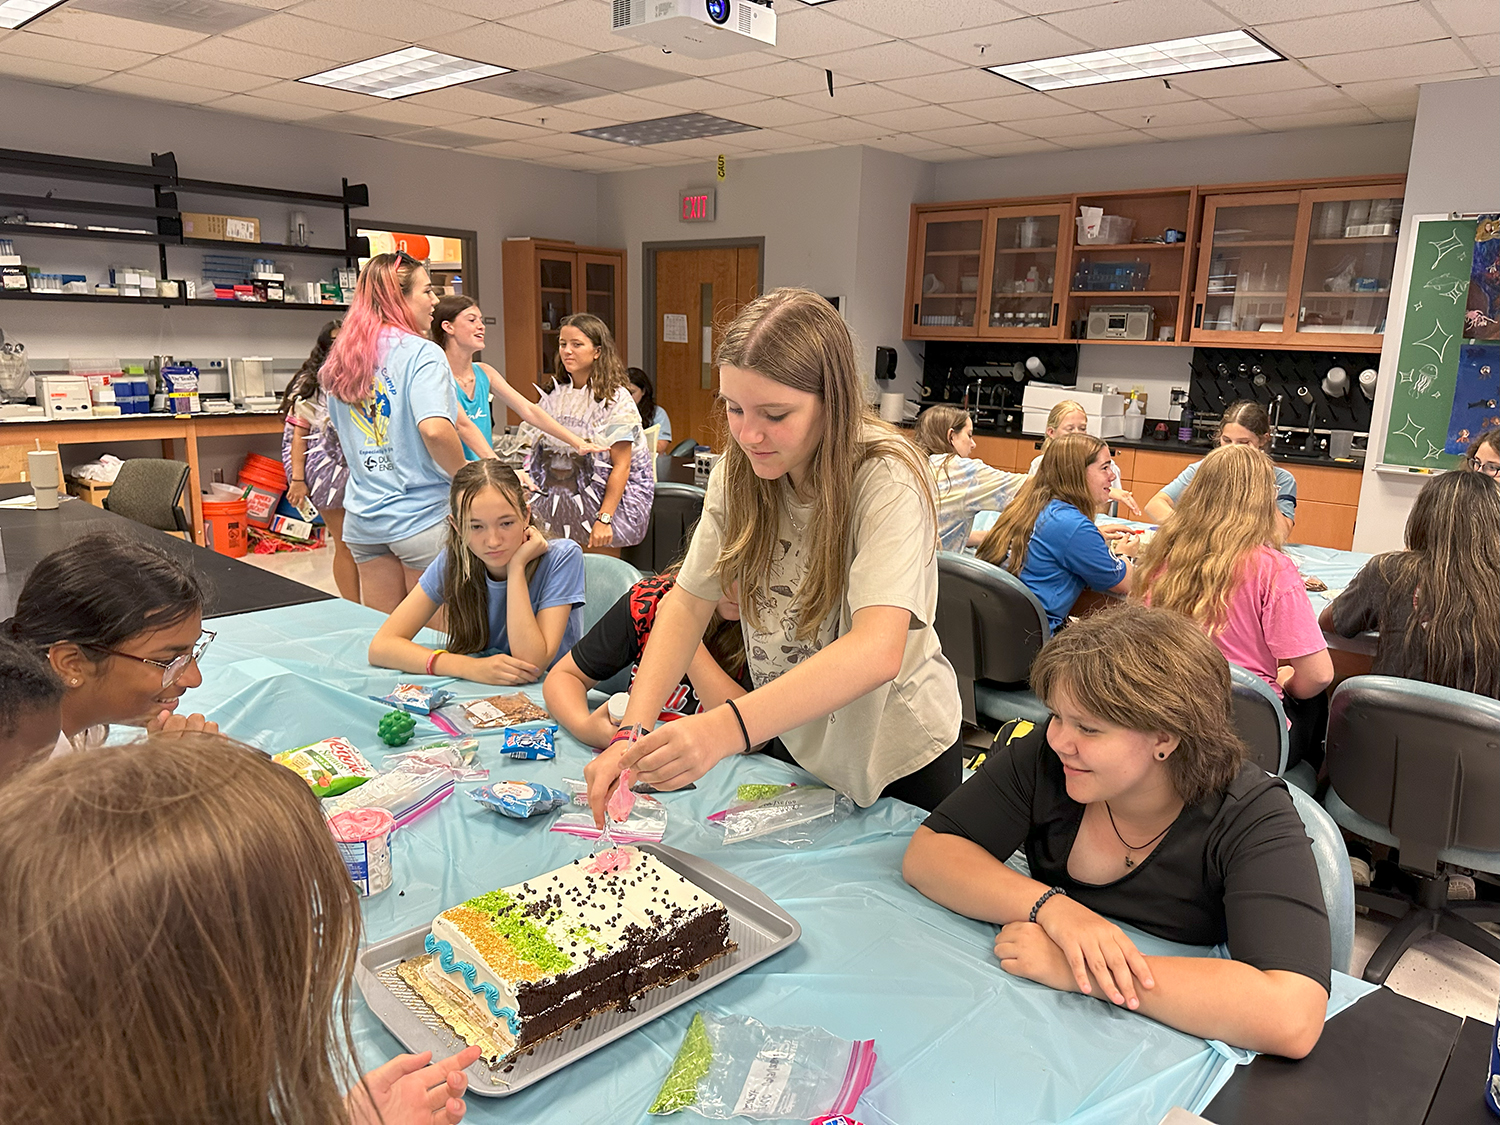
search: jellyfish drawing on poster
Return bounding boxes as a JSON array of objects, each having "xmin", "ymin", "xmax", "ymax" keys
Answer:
[
  {"xmin": 1465, "ymin": 215, "xmax": 1500, "ymax": 341},
  {"xmin": 1447, "ymin": 343, "xmax": 1500, "ymax": 453}
]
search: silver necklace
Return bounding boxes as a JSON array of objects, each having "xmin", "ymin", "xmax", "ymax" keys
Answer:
[{"xmin": 1104, "ymin": 801, "xmax": 1173, "ymax": 868}]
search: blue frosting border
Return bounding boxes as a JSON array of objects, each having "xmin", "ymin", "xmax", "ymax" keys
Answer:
[{"xmin": 425, "ymin": 933, "xmax": 522, "ymax": 1036}]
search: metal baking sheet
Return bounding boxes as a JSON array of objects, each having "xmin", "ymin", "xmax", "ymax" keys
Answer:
[{"xmin": 354, "ymin": 842, "xmax": 801, "ymax": 1097}]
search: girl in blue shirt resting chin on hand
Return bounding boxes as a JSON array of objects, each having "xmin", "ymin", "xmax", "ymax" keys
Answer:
[{"xmin": 369, "ymin": 461, "xmax": 585, "ymax": 686}]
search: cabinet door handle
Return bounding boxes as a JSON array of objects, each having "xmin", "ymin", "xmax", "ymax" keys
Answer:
[
  {"xmin": 912, "ymin": 303, "xmax": 919, "ymax": 326},
  {"xmin": 1051, "ymin": 302, "xmax": 1059, "ymax": 326},
  {"xmin": 1193, "ymin": 302, "xmax": 1203, "ymax": 329}
]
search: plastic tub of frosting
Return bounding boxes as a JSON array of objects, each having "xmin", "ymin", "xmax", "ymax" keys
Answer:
[{"xmin": 328, "ymin": 807, "xmax": 395, "ymax": 896}]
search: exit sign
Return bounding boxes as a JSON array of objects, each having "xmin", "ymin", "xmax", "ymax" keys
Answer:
[{"xmin": 679, "ymin": 187, "xmax": 716, "ymax": 223}]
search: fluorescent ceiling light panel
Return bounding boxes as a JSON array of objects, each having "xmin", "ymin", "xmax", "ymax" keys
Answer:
[
  {"xmin": 0, "ymin": 0, "xmax": 67, "ymax": 28},
  {"xmin": 988, "ymin": 30, "xmax": 1282, "ymax": 91},
  {"xmin": 576, "ymin": 112, "xmax": 758, "ymax": 146},
  {"xmin": 301, "ymin": 48, "xmax": 510, "ymax": 101}
]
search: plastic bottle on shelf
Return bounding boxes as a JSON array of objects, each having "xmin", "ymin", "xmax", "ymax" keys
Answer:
[{"xmin": 1123, "ymin": 397, "xmax": 1146, "ymax": 441}]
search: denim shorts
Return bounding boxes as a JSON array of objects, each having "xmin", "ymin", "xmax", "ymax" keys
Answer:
[{"xmin": 345, "ymin": 521, "xmax": 446, "ymax": 571}]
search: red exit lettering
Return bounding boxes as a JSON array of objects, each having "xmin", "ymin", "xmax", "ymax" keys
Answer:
[{"xmin": 681, "ymin": 194, "xmax": 706, "ymax": 220}]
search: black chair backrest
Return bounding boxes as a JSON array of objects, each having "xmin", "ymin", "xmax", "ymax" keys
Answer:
[
  {"xmin": 669, "ymin": 438, "xmax": 698, "ymax": 457},
  {"xmin": 619, "ymin": 482, "xmax": 706, "ymax": 575},
  {"xmin": 1228, "ymin": 664, "xmax": 1288, "ymax": 775},
  {"xmin": 934, "ymin": 551, "xmax": 1051, "ymax": 725},
  {"xmin": 1326, "ymin": 674, "xmax": 1500, "ymax": 874},
  {"xmin": 102, "ymin": 458, "xmax": 192, "ymax": 534}
]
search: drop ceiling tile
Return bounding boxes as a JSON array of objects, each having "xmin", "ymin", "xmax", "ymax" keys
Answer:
[
  {"xmin": 90, "ymin": 72, "xmax": 227, "ymax": 104},
  {"xmin": 1212, "ymin": 0, "xmax": 1407, "ymax": 19},
  {"xmin": 1305, "ymin": 39, "xmax": 1475, "ymax": 84},
  {"xmin": 1463, "ymin": 34, "xmax": 1499, "ymax": 67},
  {"xmin": 206, "ymin": 93, "xmax": 331, "ymax": 119},
  {"xmin": 779, "ymin": 115, "xmax": 890, "ymax": 142},
  {"xmin": 1252, "ymin": 106, "xmax": 1384, "ymax": 130},
  {"xmin": 820, "ymin": 0, "xmax": 1024, "ymax": 40},
  {"xmin": 768, "ymin": 4, "xmax": 889, "ymax": 59},
  {"xmin": 1041, "ymin": 0, "xmax": 1241, "ymax": 50},
  {"xmin": 0, "ymin": 55, "xmax": 110, "ymax": 87},
  {"xmin": 1006, "ymin": 111, "xmax": 1122, "ymax": 137},
  {"xmin": 174, "ymin": 38, "xmax": 336, "ymax": 76},
  {"xmin": 540, "ymin": 53, "xmax": 683, "ymax": 92},
  {"xmin": 337, "ymin": 100, "xmax": 477, "ymax": 126},
  {"xmin": 530, "ymin": 152, "xmax": 638, "ymax": 171},
  {"xmin": 607, "ymin": 43, "xmax": 778, "ymax": 76},
  {"xmin": 503, "ymin": 0, "xmax": 642, "ymax": 53},
  {"xmin": 225, "ymin": 13, "xmax": 403, "ymax": 60},
  {"xmin": 1167, "ymin": 60, "xmax": 1325, "ymax": 98},
  {"xmin": 512, "ymin": 130, "xmax": 630, "ymax": 153},
  {"xmin": 1099, "ymin": 99, "xmax": 1237, "ymax": 127},
  {"xmin": 805, "ymin": 39, "xmax": 966, "ymax": 83},
  {"xmin": 947, "ymin": 91, "xmax": 1085, "ymax": 121},
  {"xmin": 640, "ymin": 77, "xmax": 768, "ymax": 111},
  {"xmin": 0, "ymin": 30, "xmax": 153, "ymax": 71},
  {"xmin": 715, "ymin": 59, "xmax": 834, "ymax": 97},
  {"xmin": 1049, "ymin": 78, "xmax": 1196, "ymax": 110},
  {"xmin": 423, "ymin": 21, "xmax": 593, "ymax": 70},
  {"xmin": 237, "ymin": 0, "xmax": 301, "ymax": 7},
  {"xmin": 1257, "ymin": 7, "xmax": 1450, "ymax": 58},
  {"xmin": 1431, "ymin": 0, "xmax": 1498, "ymax": 37},
  {"xmin": 786, "ymin": 81, "xmax": 922, "ymax": 115},
  {"xmin": 422, "ymin": 0, "xmax": 554, "ymax": 18},
  {"xmin": 127, "ymin": 55, "xmax": 279, "ymax": 94},
  {"xmin": 1338, "ymin": 70, "xmax": 1481, "ymax": 109},
  {"xmin": 914, "ymin": 18, "xmax": 1089, "ymax": 67},
  {"xmin": 715, "ymin": 97, "xmax": 832, "ymax": 128},
  {"xmin": 1209, "ymin": 85, "xmax": 1355, "ymax": 117},
  {"xmin": 288, "ymin": 0, "xmax": 482, "ymax": 39},
  {"xmin": 1001, "ymin": 0, "xmax": 1120, "ymax": 12},
  {"xmin": 862, "ymin": 131, "xmax": 953, "ymax": 153},
  {"xmin": 443, "ymin": 116, "xmax": 551, "ymax": 140},
  {"xmin": 304, "ymin": 111, "xmax": 411, "ymax": 135},
  {"xmin": 907, "ymin": 146, "xmax": 982, "ymax": 162},
  {"xmin": 468, "ymin": 138, "xmax": 578, "ymax": 159},
  {"xmin": 722, "ymin": 127, "xmax": 822, "ymax": 151},
  {"xmin": 1367, "ymin": 102, "xmax": 1420, "ymax": 121},
  {"xmin": 1053, "ymin": 128, "xmax": 1156, "ymax": 148},
  {"xmin": 25, "ymin": 7, "xmax": 210, "ymax": 52},
  {"xmin": 963, "ymin": 137, "xmax": 1068, "ymax": 156},
  {"xmin": 400, "ymin": 86, "xmax": 540, "ymax": 116},
  {"xmin": 911, "ymin": 121, "xmax": 1033, "ymax": 147},
  {"xmin": 855, "ymin": 103, "xmax": 982, "ymax": 131},
  {"xmin": 639, "ymin": 136, "xmax": 733, "ymax": 158},
  {"xmin": 391, "ymin": 125, "xmax": 497, "ymax": 148},
  {"xmin": 561, "ymin": 91, "xmax": 682, "ymax": 121},
  {"xmin": 882, "ymin": 67, "xmax": 1023, "ymax": 103},
  {"xmin": 253, "ymin": 79, "xmax": 374, "ymax": 110},
  {"xmin": 498, "ymin": 105, "xmax": 622, "ymax": 132},
  {"xmin": 1141, "ymin": 119, "xmax": 1266, "ymax": 140}
]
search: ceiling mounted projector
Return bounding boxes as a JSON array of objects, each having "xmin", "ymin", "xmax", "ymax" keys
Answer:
[{"xmin": 612, "ymin": 0, "xmax": 776, "ymax": 58}]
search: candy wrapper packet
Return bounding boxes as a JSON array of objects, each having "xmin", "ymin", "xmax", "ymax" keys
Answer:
[
  {"xmin": 371, "ymin": 683, "xmax": 454, "ymax": 715},
  {"xmin": 470, "ymin": 780, "xmax": 570, "ymax": 819},
  {"xmin": 503, "ymin": 724, "xmax": 556, "ymax": 760},
  {"xmin": 648, "ymin": 1011, "xmax": 876, "ymax": 1120}
]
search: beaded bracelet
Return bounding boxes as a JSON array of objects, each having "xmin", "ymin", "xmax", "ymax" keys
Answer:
[
  {"xmin": 1029, "ymin": 886, "xmax": 1067, "ymax": 924},
  {"xmin": 425, "ymin": 648, "xmax": 446, "ymax": 676}
]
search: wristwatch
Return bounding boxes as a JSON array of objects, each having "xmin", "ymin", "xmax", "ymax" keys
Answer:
[{"xmin": 597, "ymin": 512, "xmax": 613, "ymax": 525}]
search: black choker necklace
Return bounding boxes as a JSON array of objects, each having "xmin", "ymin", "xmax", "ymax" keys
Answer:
[{"xmin": 1105, "ymin": 802, "xmax": 1173, "ymax": 868}]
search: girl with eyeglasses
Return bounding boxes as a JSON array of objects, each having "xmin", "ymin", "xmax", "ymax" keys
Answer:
[
  {"xmin": 3, "ymin": 534, "xmax": 217, "ymax": 758},
  {"xmin": 1466, "ymin": 427, "xmax": 1500, "ymax": 477}
]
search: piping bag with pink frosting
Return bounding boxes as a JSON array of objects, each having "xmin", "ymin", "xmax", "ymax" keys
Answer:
[{"xmin": 596, "ymin": 725, "xmax": 642, "ymax": 859}]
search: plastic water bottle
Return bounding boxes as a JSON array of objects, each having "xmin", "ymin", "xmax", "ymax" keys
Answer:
[{"xmin": 1177, "ymin": 405, "xmax": 1194, "ymax": 444}]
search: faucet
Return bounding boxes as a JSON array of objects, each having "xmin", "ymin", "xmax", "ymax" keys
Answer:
[{"xmin": 1303, "ymin": 402, "xmax": 1320, "ymax": 454}]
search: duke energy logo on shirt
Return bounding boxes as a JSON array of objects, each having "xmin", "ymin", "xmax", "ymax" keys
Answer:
[{"xmin": 350, "ymin": 368, "xmax": 395, "ymax": 469}]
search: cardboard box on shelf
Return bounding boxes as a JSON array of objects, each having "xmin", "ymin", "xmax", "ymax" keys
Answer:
[{"xmin": 181, "ymin": 213, "xmax": 261, "ymax": 243}]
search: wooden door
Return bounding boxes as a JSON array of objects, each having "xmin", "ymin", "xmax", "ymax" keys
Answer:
[{"xmin": 653, "ymin": 245, "xmax": 761, "ymax": 450}]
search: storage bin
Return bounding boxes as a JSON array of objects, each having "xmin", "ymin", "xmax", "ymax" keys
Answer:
[{"xmin": 1075, "ymin": 215, "xmax": 1136, "ymax": 246}]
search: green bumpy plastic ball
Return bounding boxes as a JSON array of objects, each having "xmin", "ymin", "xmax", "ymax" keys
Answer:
[{"xmin": 378, "ymin": 709, "xmax": 417, "ymax": 747}]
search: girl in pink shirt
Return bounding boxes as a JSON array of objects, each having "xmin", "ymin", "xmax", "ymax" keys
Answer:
[{"xmin": 1134, "ymin": 444, "xmax": 1333, "ymax": 770}]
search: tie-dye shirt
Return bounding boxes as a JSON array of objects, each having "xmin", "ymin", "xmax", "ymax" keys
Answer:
[{"xmin": 929, "ymin": 453, "xmax": 1028, "ymax": 553}]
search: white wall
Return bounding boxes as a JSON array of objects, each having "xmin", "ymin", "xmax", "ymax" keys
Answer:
[{"xmin": 1353, "ymin": 77, "xmax": 1500, "ymax": 554}]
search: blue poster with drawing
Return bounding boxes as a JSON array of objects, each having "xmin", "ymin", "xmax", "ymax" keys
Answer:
[{"xmin": 1448, "ymin": 343, "xmax": 1500, "ymax": 453}]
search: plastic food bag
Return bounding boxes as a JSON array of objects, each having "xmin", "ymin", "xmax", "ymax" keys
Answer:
[
  {"xmin": 371, "ymin": 683, "xmax": 454, "ymax": 715},
  {"xmin": 470, "ymin": 780, "xmax": 570, "ymax": 819},
  {"xmin": 649, "ymin": 1011, "xmax": 876, "ymax": 1120},
  {"xmin": 383, "ymin": 738, "xmax": 484, "ymax": 777},
  {"xmin": 708, "ymin": 786, "xmax": 853, "ymax": 847},
  {"xmin": 551, "ymin": 779, "xmax": 666, "ymax": 844},
  {"xmin": 273, "ymin": 737, "xmax": 378, "ymax": 798},
  {"xmin": 503, "ymin": 724, "xmax": 557, "ymax": 760},
  {"xmin": 463, "ymin": 693, "xmax": 550, "ymax": 729}
]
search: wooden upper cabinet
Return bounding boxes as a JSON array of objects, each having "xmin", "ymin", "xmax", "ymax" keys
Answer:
[
  {"xmin": 1288, "ymin": 183, "xmax": 1403, "ymax": 349},
  {"xmin": 979, "ymin": 203, "xmax": 1070, "ymax": 340},
  {"xmin": 1189, "ymin": 190, "xmax": 1303, "ymax": 346},
  {"xmin": 907, "ymin": 208, "xmax": 988, "ymax": 338}
]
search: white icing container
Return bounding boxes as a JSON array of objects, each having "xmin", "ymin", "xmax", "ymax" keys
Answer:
[{"xmin": 329, "ymin": 807, "xmax": 395, "ymax": 896}]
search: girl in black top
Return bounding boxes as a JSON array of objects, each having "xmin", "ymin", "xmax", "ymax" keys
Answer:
[{"xmin": 904, "ymin": 603, "xmax": 1331, "ymax": 1058}]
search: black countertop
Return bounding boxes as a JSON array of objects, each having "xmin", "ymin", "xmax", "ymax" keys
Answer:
[{"xmin": 972, "ymin": 424, "xmax": 1366, "ymax": 472}]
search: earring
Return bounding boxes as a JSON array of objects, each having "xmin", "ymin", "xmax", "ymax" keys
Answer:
[
  {"xmin": 70, "ymin": 678, "xmax": 81, "ymax": 687},
  {"xmin": 1156, "ymin": 751, "xmax": 1168, "ymax": 760}
]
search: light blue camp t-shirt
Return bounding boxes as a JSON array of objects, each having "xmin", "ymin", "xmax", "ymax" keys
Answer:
[
  {"xmin": 457, "ymin": 364, "xmax": 492, "ymax": 462},
  {"xmin": 1162, "ymin": 458, "xmax": 1298, "ymax": 520},
  {"xmin": 1017, "ymin": 499, "xmax": 1127, "ymax": 631},
  {"xmin": 328, "ymin": 330, "xmax": 456, "ymax": 545},
  {"xmin": 417, "ymin": 538, "xmax": 586, "ymax": 667},
  {"xmin": 652, "ymin": 405, "xmax": 672, "ymax": 445}
]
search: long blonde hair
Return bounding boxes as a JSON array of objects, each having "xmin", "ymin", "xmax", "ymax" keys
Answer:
[
  {"xmin": 978, "ymin": 431, "xmax": 1105, "ymax": 574},
  {"xmin": 712, "ymin": 287, "xmax": 935, "ymax": 639},
  {"xmin": 442, "ymin": 460, "xmax": 545, "ymax": 654},
  {"xmin": 0, "ymin": 733, "xmax": 365, "ymax": 1125},
  {"xmin": 552, "ymin": 312, "xmax": 629, "ymax": 404},
  {"xmin": 1133, "ymin": 444, "xmax": 1281, "ymax": 634}
]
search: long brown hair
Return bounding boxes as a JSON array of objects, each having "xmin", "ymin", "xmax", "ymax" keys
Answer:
[
  {"xmin": 1466, "ymin": 427, "xmax": 1500, "ymax": 463},
  {"xmin": 551, "ymin": 312, "xmax": 628, "ymax": 404},
  {"xmin": 912, "ymin": 405, "xmax": 970, "ymax": 457},
  {"xmin": 0, "ymin": 733, "xmax": 365, "ymax": 1125},
  {"xmin": 978, "ymin": 431, "xmax": 1106, "ymax": 575},
  {"xmin": 1133, "ymin": 444, "xmax": 1282, "ymax": 633},
  {"xmin": 1030, "ymin": 604, "xmax": 1246, "ymax": 805},
  {"xmin": 1218, "ymin": 399, "xmax": 1272, "ymax": 446},
  {"xmin": 442, "ymin": 460, "xmax": 545, "ymax": 654},
  {"xmin": 431, "ymin": 293, "xmax": 478, "ymax": 350},
  {"xmin": 711, "ymin": 288, "xmax": 936, "ymax": 640},
  {"xmin": 1380, "ymin": 470, "xmax": 1500, "ymax": 697}
]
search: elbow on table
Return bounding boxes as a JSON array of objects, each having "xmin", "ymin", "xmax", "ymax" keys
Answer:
[{"xmin": 901, "ymin": 827, "xmax": 940, "ymax": 893}]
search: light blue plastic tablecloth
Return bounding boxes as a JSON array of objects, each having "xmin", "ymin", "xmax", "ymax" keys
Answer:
[{"xmin": 183, "ymin": 598, "xmax": 1376, "ymax": 1125}]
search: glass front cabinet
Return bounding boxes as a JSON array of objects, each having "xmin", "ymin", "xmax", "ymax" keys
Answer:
[
  {"xmin": 979, "ymin": 203, "xmax": 1070, "ymax": 339},
  {"xmin": 909, "ymin": 209, "xmax": 987, "ymax": 337}
]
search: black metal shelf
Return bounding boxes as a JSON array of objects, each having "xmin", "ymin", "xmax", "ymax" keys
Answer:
[
  {"xmin": 0, "ymin": 147, "xmax": 172, "ymax": 189},
  {"xmin": 179, "ymin": 236, "xmax": 366, "ymax": 258},
  {"xmin": 0, "ymin": 192, "xmax": 177, "ymax": 220},
  {"xmin": 0, "ymin": 223, "xmax": 165, "ymax": 246},
  {"xmin": 173, "ymin": 177, "xmax": 358, "ymax": 208},
  {"xmin": 183, "ymin": 298, "xmax": 346, "ymax": 312},
  {"xmin": 0, "ymin": 290, "xmax": 176, "ymax": 307}
]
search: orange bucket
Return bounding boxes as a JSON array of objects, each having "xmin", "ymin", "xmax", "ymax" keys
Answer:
[
  {"xmin": 202, "ymin": 494, "xmax": 249, "ymax": 557},
  {"xmin": 237, "ymin": 451, "xmax": 286, "ymax": 529}
]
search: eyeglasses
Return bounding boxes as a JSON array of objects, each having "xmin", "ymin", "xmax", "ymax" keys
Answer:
[
  {"xmin": 1468, "ymin": 457, "xmax": 1500, "ymax": 477},
  {"xmin": 90, "ymin": 630, "xmax": 216, "ymax": 687}
]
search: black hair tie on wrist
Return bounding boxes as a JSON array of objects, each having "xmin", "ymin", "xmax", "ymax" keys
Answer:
[{"xmin": 725, "ymin": 698, "xmax": 751, "ymax": 754}]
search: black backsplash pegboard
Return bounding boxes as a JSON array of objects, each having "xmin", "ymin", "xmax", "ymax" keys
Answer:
[
  {"xmin": 919, "ymin": 341, "xmax": 1081, "ymax": 432},
  {"xmin": 1189, "ymin": 348, "xmax": 1376, "ymax": 436}
]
